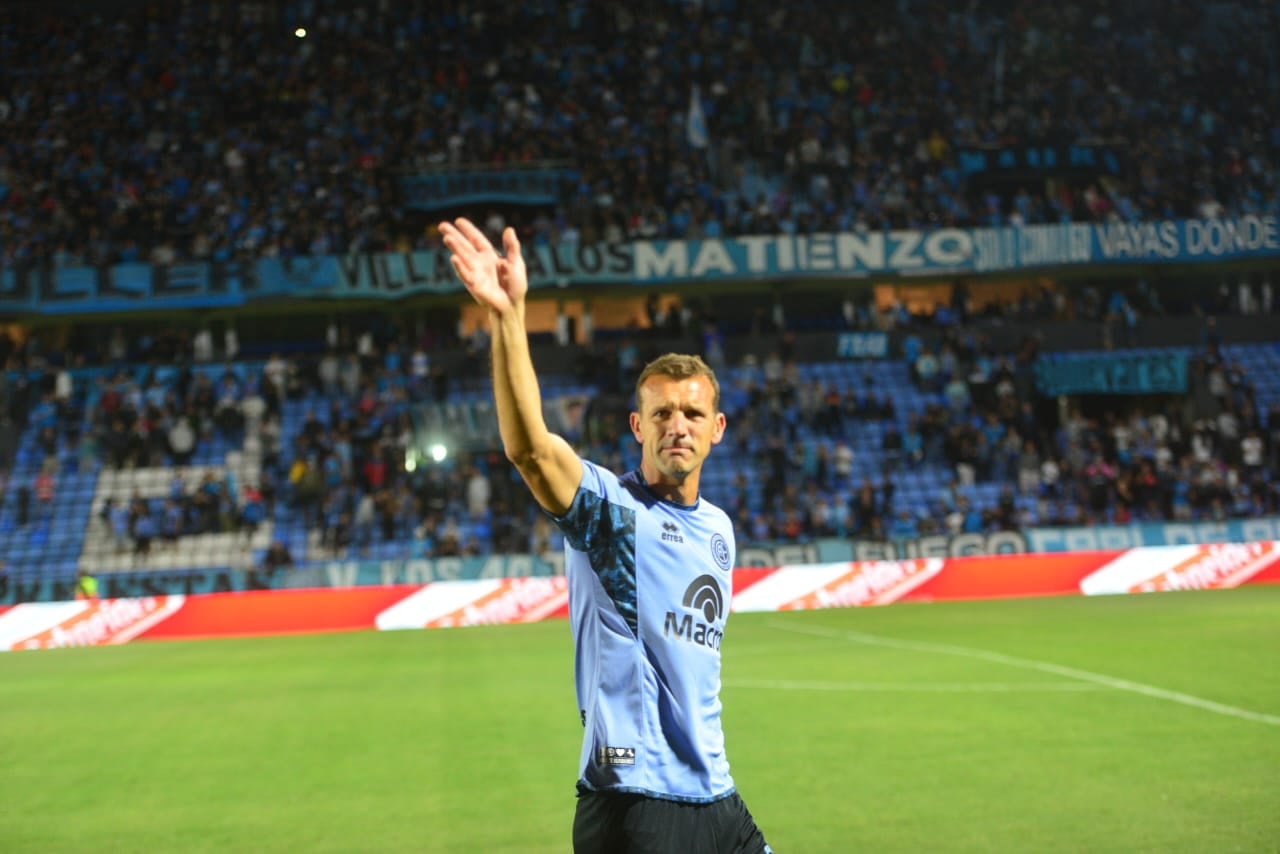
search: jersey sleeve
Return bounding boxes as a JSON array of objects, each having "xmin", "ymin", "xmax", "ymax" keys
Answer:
[
  {"xmin": 548, "ymin": 459, "xmax": 640, "ymax": 634},
  {"xmin": 547, "ymin": 459, "xmax": 634, "ymax": 550}
]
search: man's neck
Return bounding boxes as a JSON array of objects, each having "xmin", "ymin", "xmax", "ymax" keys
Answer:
[{"xmin": 640, "ymin": 463, "xmax": 700, "ymax": 507}]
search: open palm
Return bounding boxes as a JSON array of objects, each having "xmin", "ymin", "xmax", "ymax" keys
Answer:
[{"xmin": 439, "ymin": 218, "xmax": 527, "ymax": 314}]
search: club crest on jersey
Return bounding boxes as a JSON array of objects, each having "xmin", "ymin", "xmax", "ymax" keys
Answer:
[
  {"xmin": 661, "ymin": 521, "xmax": 684, "ymax": 543},
  {"xmin": 710, "ymin": 532, "xmax": 732, "ymax": 570}
]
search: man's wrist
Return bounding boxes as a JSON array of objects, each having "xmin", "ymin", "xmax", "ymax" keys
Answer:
[{"xmin": 492, "ymin": 301, "xmax": 526, "ymax": 325}]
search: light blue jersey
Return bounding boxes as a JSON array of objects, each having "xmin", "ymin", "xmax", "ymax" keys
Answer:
[{"xmin": 551, "ymin": 459, "xmax": 738, "ymax": 803}]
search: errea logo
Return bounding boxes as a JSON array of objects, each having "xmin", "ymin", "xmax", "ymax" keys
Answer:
[
  {"xmin": 661, "ymin": 521, "xmax": 684, "ymax": 544},
  {"xmin": 664, "ymin": 574, "xmax": 724, "ymax": 650}
]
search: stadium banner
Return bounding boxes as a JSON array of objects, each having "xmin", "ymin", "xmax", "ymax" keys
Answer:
[
  {"xmin": 2, "ymin": 543, "xmax": 1278, "ymax": 651},
  {"xmin": 836, "ymin": 331, "xmax": 890, "ymax": 359},
  {"xmin": 0, "ymin": 596, "xmax": 186, "ymax": 652},
  {"xmin": 956, "ymin": 144, "xmax": 1124, "ymax": 179},
  {"xmin": 1034, "ymin": 351, "xmax": 1187, "ymax": 396},
  {"xmin": 319, "ymin": 242, "xmax": 633, "ymax": 298},
  {"xmin": 627, "ymin": 215, "xmax": 1279, "ymax": 281},
  {"xmin": 398, "ymin": 169, "xmax": 577, "ymax": 210},
  {"xmin": 1025, "ymin": 517, "xmax": 1280, "ymax": 553},
  {"xmin": 2, "ymin": 216, "xmax": 1278, "ymax": 314},
  {"xmin": 10, "ymin": 525, "xmax": 1280, "ymax": 604},
  {"xmin": 815, "ymin": 531, "xmax": 1032, "ymax": 561},
  {"xmin": 0, "ymin": 554, "xmax": 563, "ymax": 604},
  {"xmin": 736, "ymin": 541, "xmax": 821, "ymax": 567},
  {"xmin": 731, "ymin": 542, "xmax": 1280, "ymax": 612},
  {"xmin": 0, "ymin": 259, "xmax": 262, "ymax": 314}
]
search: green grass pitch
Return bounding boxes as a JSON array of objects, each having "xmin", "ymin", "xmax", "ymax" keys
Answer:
[{"xmin": 1, "ymin": 587, "xmax": 1278, "ymax": 852}]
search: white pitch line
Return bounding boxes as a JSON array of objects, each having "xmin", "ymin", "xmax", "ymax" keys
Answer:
[
  {"xmin": 768, "ymin": 620, "xmax": 1280, "ymax": 727},
  {"xmin": 724, "ymin": 679, "xmax": 1105, "ymax": 693}
]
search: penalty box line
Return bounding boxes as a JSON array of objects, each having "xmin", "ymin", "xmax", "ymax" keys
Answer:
[{"xmin": 767, "ymin": 620, "xmax": 1280, "ymax": 728}]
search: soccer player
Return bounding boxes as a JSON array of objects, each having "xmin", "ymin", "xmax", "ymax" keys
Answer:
[{"xmin": 440, "ymin": 218, "xmax": 771, "ymax": 854}]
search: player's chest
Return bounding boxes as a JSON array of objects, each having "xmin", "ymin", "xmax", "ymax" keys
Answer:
[{"xmin": 639, "ymin": 512, "xmax": 732, "ymax": 577}]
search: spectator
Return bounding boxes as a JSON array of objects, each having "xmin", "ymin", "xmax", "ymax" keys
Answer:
[
  {"xmin": 74, "ymin": 569, "xmax": 98, "ymax": 601},
  {"xmin": 466, "ymin": 466, "xmax": 491, "ymax": 521},
  {"xmin": 261, "ymin": 541, "xmax": 294, "ymax": 573},
  {"xmin": 34, "ymin": 470, "xmax": 54, "ymax": 522},
  {"xmin": 134, "ymin": 510, "xmax": 156, "ymax": 563},
  {"xmin": 168, "ymin": 415, "xmax": 196, "ymax": 465}
]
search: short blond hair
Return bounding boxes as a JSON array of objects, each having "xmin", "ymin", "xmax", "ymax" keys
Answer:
[{"xmin": 634, "ymin": 353, "xmax": 721, "ymax": 412}]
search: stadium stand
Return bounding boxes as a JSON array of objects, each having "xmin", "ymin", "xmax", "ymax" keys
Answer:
[
  {"xmin": 0, "ymin": 0, "xmax": 1275, "ymax": 265},
  {"xmin": 1, "ymin": 321, "xmax": 1278, "ymax": 582}
]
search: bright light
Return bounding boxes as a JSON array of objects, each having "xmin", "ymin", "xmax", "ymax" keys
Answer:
[
  {"xmin": 404, "ymin": 454, "xmax": 417, "ymax": 473},
  {"xmin": 429, "ymin": 444, "xmax": 448, "ymax": 463},
  {"xmin": 294, "ymin": 27, "xmax": 307, "ymax": 38}
]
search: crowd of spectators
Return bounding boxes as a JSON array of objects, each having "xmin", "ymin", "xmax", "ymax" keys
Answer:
[
  {"xmin": 0, "ymin": 318, "xmax": 557, "ymax": 563},
  {"xmin": 1, "ymin": 0, "xmax": 1276, "ymax": 268},
  {"xmin": 703, "ymin": 336, "xmax": 1280, "ymax": 543},
  {"xmin": 2, "ymin": 294, "xmax": 1279, "ymax": 564},
  {"xmin": 93, "ymin": 471, "xmax": 266, "ymax": 560}
]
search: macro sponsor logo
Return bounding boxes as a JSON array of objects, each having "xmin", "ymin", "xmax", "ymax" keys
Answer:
[
  {"xmin": 664, "ymin": 574, "xmax": 725, "ymax": 650},
  {"xmin": 782, "ymin": 559, "xmax": 944, "ymax": 610},
  {"xmin": 683, "ymin": 574, "xmax": 724, "ymax": 622}
]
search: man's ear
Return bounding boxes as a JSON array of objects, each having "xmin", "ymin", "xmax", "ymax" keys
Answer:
[
  {"xmin": 629, "ymin": 411, "xmax": 644, "ymax": 443},
  {"xmin": 710, "ymin": 411, "xmax": 727, "ymax": 445}
]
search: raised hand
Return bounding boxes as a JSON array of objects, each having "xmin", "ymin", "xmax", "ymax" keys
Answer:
[{"xmin": 439, "ymin": 218, "xmax": 527, "ymax": 314}]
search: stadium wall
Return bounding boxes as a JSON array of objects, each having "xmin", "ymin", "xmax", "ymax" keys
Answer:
[
  {"xmin": 2, "ymin": 543, "xmax": 1278, "ymax": 652},
  {"xmin": 12, "ymin": 518, "xmax": 1280, "ymax": 605}
]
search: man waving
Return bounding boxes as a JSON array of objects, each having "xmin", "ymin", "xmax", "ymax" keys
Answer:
[{"xmin": 440, "ymin": 219, "xmax": 770, "ymax": 853}]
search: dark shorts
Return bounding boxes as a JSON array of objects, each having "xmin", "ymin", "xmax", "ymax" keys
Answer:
[{"xmin": 573, "ymin": 786, "xmax": 771, "ymax": 854}]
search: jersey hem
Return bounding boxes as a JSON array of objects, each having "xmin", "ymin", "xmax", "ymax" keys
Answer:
[{"xmin": 576, "ymin": 778, "xmax": 736, "ymax": 805}]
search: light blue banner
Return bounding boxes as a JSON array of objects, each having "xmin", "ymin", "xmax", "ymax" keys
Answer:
[
  {"xmin": 836, "ymin": 332, "xmax": 890, "ymax": 359},
  {"xmin": 303, "ymin": 554, "xmax": 563, "ymax": 587},
  {"xmin": 2, "ymin": 216, "xmax": 1277, "ymax": 314},
  {"xmin": 628, "ymin": 215, "xmax": 1280, "ymax": 281},
  {"xmin": 1025, "ymin": 517, "xmax": 1280, "ymax": 553},
  {"xmin": 0, "ymin": 554, "xmax": 563, "ymax": 604},
  {"xmin": 398, "ymin": 169, "xmax": 577, "ymax": 210},
  {"xmin": 956, "ymin": 144, "xmax": 1123, "ymax": 178},
  {"xmin": 1035, "ymin": 352, "xmax": 1188, "ymax": 396}
]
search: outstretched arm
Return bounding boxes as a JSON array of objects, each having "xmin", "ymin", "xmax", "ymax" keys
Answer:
[{"xmin": 439, "ymin": 218, "xmax": 582, "ymax": 515}]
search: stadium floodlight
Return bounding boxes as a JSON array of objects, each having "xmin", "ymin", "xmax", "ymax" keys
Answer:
[
  {"xmin": 429, "ymin": 443, "xmax": 448, "ymax": 463},
  {"xmin": 294, "ymin": 27, "xmax": 307, "ymax": 38},
  {"xmin": 404, "ymin": 453, "xmax": 418, "ymax": 473}
]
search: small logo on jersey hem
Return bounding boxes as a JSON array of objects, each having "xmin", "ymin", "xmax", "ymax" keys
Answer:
[
  {"xmin": 599, "ymin": 746, "xmax": 636, "ymax": 766},
  {"xmin": 661, "ymin": 521, "xmax": 684, "ymax": 543}
]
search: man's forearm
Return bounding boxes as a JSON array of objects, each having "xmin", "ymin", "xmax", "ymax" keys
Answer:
[{"xmin": 490, "ymin": 305, "xmax": 553, "ymax": 466}]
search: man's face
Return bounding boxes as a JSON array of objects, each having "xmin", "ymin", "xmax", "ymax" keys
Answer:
[{"xmin": 630, "ymin": 375, "xmax": 726, "ymax": 482}]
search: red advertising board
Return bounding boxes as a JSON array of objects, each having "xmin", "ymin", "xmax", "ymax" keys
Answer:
[{"xmin": 1, "ymin": 543, "xmax": 1277, "ymax": 651}]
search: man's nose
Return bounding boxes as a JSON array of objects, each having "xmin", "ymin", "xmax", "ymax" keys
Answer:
[{"xmin": 667, "ymin": 412, "xmax": 688, "ymax": 435}]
